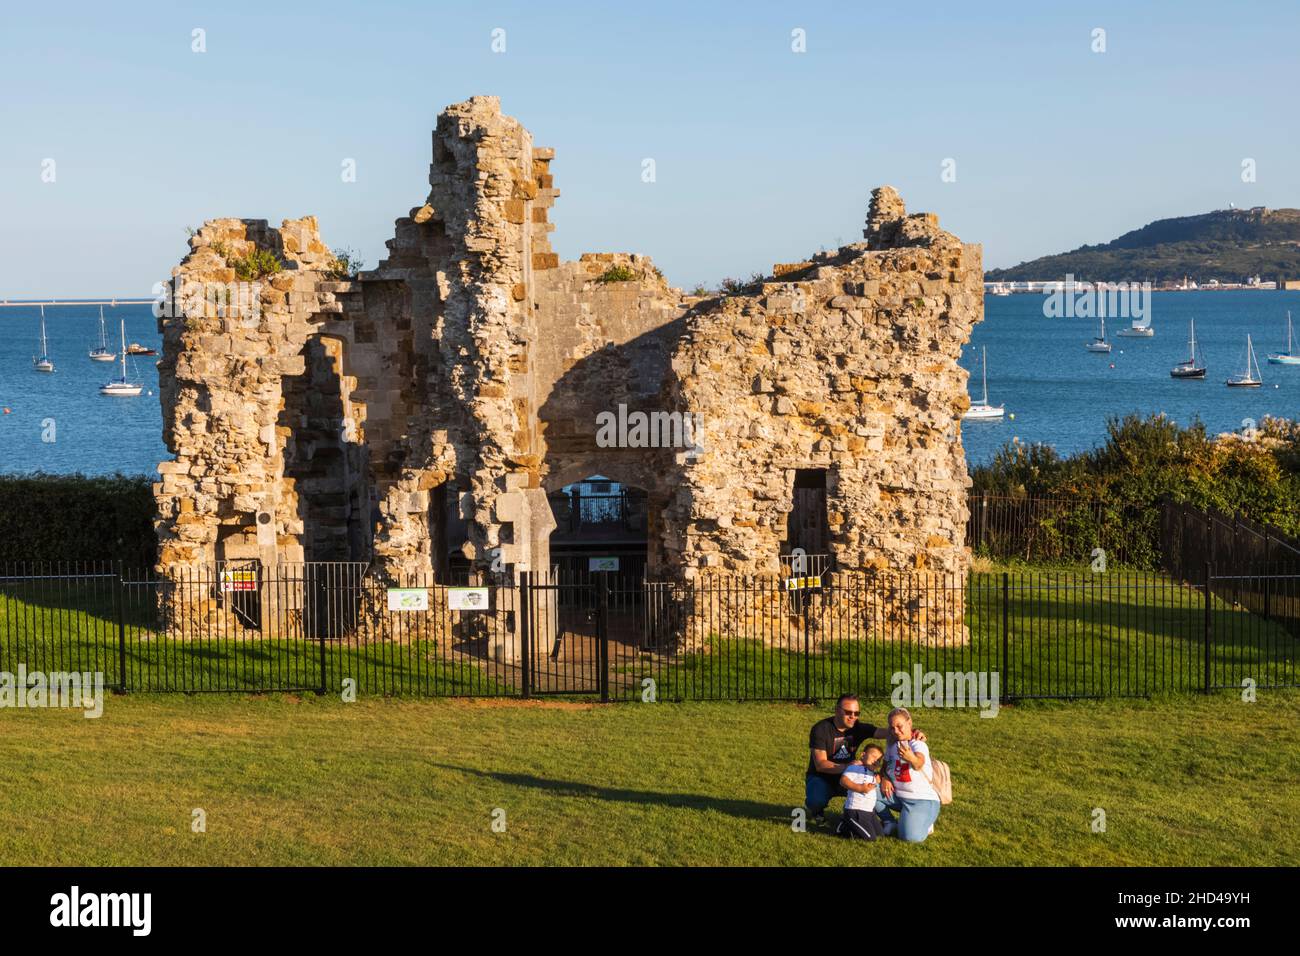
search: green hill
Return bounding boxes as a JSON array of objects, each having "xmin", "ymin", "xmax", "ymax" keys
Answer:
[{"xmin": 986, "ymin": 207, "xmax": 1300, "ymax": 283}]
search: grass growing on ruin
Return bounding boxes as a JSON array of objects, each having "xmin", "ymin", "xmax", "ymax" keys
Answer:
[{"xmin": 0, "ymin": 692, "xmax": 1295, "ymax": 866}]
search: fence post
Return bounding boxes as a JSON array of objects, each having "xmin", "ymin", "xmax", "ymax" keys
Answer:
[
  {"xmin": 1001, "ymin": 572, "xmax": 1010, "ymax": 701},
  {"xmin": 1203, "ymin": 561, "xmax": 1213, "ymax": 694},
  {"xmin": 597, "ymin": 574, "xmax": 610, "ymax": 703},
  {"xmin": 115, "ymin": 560, "xmax": 128, "ymax": 693},
  {"xmin": 317, "ymin": 576, "xmax": 328, "ymax": 696},
  {"xmin": 519, "ymin": 572, "xmax": 532, "ymax": 698},
  {"xmin": 801, "ymin": 588, "xmax": 812, "ymax": 703}
]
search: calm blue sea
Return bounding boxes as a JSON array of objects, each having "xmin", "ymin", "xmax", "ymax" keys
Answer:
[
  {"xmin": 961, "ymin": 290, "xmax": 1300, "ymax": 466},
  {"xmin": 0, "ymin": 303, "xmax": 164, "ymax": 476},
  {"xmin": 0, "ymin": 292, "xmax": 1298, "ymax": 476}
]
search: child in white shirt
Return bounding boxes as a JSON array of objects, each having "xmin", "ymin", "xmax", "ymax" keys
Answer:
[{"xmin": 835, "ymin": 744, "xmax": 885, "ymax": 841}]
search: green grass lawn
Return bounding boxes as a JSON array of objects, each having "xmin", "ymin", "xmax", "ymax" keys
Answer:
[{"xmin": 1, "ymin": 691, "xmax": 1296, "ymax": 866}]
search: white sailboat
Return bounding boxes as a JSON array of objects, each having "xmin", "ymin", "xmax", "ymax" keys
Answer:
[
  {"xmin": 100, "ymin": 319, "xmax": 143, "ymax": 396},
  {"xmin": 32, "ymin": 304, "xmax": 54, "ymax": 372},
  {"xmin": 962, "ymin": 346, "xmax": 1005, "ymax": 420},
  {"xmin": 1085, "ymin": 316, "xmax": 1112, "ymax": 352},
  {"xmin": 88, "ymin": 305, "xmax": 116, "ymax": 361},
  {"xmin": 1170, "ymin": 318, "xmax": 1206, "ymax": 379},
  {"xmin": 1266, "ymin": 311, "xmax": 1299, "ymax": 365},
  {"xmin": 1225, "ymin": 334, "xmax": 1262, "ymax": 388}
]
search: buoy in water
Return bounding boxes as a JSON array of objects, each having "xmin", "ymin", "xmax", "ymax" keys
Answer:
[
  {"xmin": 1109, "ymin": 363, "xmax": 1115, "ymax": 369},
  {"xmin": 1008, "ymin": 413, "xmax": 1015, "ymax": 420}
]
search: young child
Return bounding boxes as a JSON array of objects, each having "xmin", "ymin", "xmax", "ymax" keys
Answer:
[{"xmin": 835, "ymin": 744, "xmax": 885, "ymax": 841}]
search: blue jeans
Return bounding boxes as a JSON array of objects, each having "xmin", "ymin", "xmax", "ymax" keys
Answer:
[
  {"xmin": 877, "ymin": 791, "xmax": 941, "ymax": 842},
  {"xmin": 804, "ymin": 775, "xmax": 845, "ymax": 815}
]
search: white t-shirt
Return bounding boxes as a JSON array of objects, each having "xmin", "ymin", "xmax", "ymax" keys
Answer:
[
  {"xmin": 841, "ymin": 762, "xmax": 879, "ymax": 812},
  {"xmin": 885, "ymin": 739, "xmax": 938, "ymax": 801}
]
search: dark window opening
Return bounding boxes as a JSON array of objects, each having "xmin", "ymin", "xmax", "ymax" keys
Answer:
[
  {"xmin": 428, "ymin": 483, "xmax": 449, "ymax": 583},
  {"xmin": 785, "ymin": 469, "xmax": 830, "ymax": 573}
]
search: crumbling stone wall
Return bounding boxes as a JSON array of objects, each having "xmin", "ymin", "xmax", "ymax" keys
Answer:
[
  {"xmin": 662, "ymin": 187, "xmax": 980, "ymax": 579},
  {"xmin": 155, "ymin": 216, "xmax": 354, "ymax": 574},
  {"xmin": 155, "ymin": 97, "xmax": 982, "ymax": 651}
]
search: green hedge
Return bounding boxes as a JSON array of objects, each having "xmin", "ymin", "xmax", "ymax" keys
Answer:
[
  {"xmin": 971, "ymin": 414, "xmax": 1300, "ymax": 568},
  {"xmin": 0, "ymin": 473, "xmax": 156, "ymax": 568}
]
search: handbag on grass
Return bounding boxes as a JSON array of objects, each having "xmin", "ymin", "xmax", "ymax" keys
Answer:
[{"xmin": 925, "ymin": 755, "xmax": 952, "ymax": 805}]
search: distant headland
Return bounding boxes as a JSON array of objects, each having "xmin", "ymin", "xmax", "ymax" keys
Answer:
[{"xmin": 986, "ymin": 206, "xmax": 1300, "ymax": 288}]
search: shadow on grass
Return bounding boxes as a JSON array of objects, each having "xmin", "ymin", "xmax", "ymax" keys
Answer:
[{"xmin": 433, "ymin": 763, "xmax": 794, "ymax": 823}]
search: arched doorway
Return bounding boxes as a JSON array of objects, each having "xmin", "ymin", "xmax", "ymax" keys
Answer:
[{"xmin": 546, "ymin": 474, "xmax": 649, "ymax": 582}]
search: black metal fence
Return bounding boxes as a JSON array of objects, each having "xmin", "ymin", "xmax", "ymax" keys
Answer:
[
  {"xmin": 965, "ymin": 493, "xmax": 1140, "ymax": 565},
  {"xmin": 1159, "ymin": 499, "xmax": 1300, "ymax": 584},
  {"xmin": 1, "ymin": 560, "xmax": 1295, "ymax": 703}
]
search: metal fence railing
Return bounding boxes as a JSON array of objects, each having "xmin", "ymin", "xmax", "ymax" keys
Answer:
[
  {"xmin": 2, "ymin": 561, "xmax": 1295, "ymax": 702},
  {"xmin": 964, "ymin": 493, "xmax": 1139, "ymax": 565},
  {"xmin": 1159, "ymin": 499, "xmax": 1300, "ymax": 585}
]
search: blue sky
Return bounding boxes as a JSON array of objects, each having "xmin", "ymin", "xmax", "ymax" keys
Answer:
[{"xmin": 1, "ymin": 0, "xmax": 1297, "ymax": 296}]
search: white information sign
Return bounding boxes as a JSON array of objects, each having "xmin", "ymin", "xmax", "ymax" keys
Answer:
[
  {"xmin": 387, "ymin": 588, "xmax": 429, "ymax": 612},
  {"xmin": 448, "ymin": 587, "xmax": 490, "ymax": 611}
]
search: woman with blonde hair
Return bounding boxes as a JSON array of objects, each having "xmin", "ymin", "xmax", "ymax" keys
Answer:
[{"xmin": 877, "ymin": 707, "xmax": 940, "ymax": 842}]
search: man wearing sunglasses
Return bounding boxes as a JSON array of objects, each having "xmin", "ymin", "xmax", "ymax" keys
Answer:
[{"xmin": 804, "ymin": 693, "xmax": 924, "ymax": 826}]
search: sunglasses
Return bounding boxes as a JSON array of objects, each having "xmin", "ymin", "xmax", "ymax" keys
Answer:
[{"xmin": 842, "ymin": 709, "xmax": 860, "ymax": 717}]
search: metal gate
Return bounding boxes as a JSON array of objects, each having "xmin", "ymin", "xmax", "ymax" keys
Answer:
[{"xmin": 519, "ymin": 572, "xmax": 610, "ymax": 698}]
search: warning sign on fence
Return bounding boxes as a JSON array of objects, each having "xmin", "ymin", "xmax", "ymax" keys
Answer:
[
  {"xmin": 219, "ymin": 569, "xmax": 257, "ymax": 592},
  {"xmin": 784, "ymin": 575, "xmax": 822, "ymax": 591}
]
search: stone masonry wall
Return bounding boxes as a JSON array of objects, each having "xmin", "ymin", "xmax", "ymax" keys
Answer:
[
  {"xmin": 155, "ymin": 99, "xmax": 983, "ymax": 650},
  {"xmin": 662, "ymin": 187, "xmax": 981, "ymax": 580}
]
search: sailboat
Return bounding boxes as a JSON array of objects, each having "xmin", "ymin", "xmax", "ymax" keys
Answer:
[
  {"xmin": 1225, "ymin": 334, "xmax": 1262, "ymax": 388},
  {"xmin": 32, "ymin": 304, "xmax": 54, "ymax": 372},
  {"xmin": 1266, "ymin": 311, "xmax": 1300, "ymax": 365},
  {"xmin": 88, "ymin": 305, "xmax": 116, "ymax": 361},
  {"xmin": 99, "ymin": 319, "xmax": 143, "ymax": 396},
  {"xmin": 1170, "ymin": 318, "xmax": 1206, "ymax": 379},
  {"xmin": 962, "ymin": 346, "xmax": 1005, "ymax": 420},
  {"xmin": 1085, "ymin": 316, "xmax": 1112, "ymax": 352}
]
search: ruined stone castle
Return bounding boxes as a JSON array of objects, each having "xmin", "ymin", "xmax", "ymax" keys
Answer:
[{"xmin": 153, "ymin": 96, "xmax": 983, "ymax": 644}]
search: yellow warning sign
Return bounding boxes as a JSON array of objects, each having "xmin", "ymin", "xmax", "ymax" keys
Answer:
[{"xmin": 784, "ymin": 575, "xmax": 822, "ymax": 591}]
